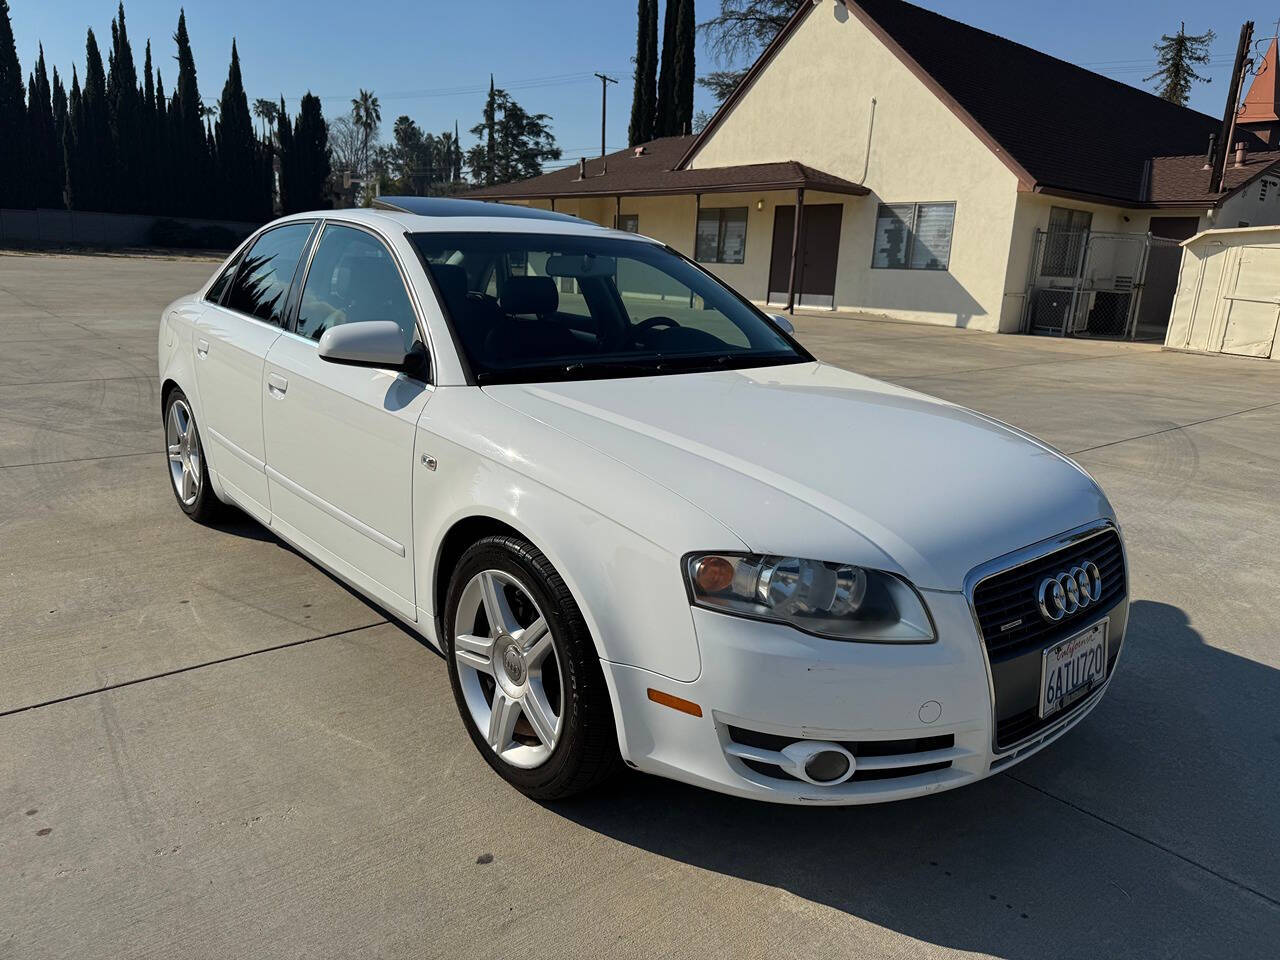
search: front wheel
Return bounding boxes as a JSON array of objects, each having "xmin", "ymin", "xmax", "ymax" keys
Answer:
[{"xmin": 444, "ymin": 535, "xmax": 619, "ymax": 799}]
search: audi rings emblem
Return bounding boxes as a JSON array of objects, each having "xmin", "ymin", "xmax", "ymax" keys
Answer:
[{"xmin": 1037, "ymin": 562, "xmax": 1103, "ymax": 622}]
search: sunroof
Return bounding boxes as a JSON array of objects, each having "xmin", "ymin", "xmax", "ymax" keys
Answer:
[{"xmin": 372, "ymin": 196, "xmax": 585, "ymax": 223}]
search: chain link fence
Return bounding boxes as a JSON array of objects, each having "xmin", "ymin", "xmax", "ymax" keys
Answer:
[{"xmin": 1021, "ymin": 229, "xmax": 1183, "ymax": 340}]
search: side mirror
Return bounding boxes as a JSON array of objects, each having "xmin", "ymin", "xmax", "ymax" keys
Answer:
[
  {"xmin": 768, "ymin": 312, "xmax": 796, "ymax": 336},
  {"xmin": 318, "ymin": 320, "xmax": 426, "ymax": 378}
]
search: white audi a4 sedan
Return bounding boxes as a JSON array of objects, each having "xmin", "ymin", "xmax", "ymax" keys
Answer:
[{"xmin": 157, "ymin": 197, "xmax": 1128, "ymax": 804}]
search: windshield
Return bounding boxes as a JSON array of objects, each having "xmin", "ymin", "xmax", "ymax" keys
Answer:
[{"xmin": 411, "ymin": 231, "xmax": 809, "ymax": 384}]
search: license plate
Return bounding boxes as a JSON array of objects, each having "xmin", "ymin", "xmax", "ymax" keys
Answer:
[{"xmin": 1039, "ymin": 620, "xmax": 1108, "ymax": 719}]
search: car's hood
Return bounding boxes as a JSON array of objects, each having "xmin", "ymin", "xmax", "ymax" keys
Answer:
[{"xmin": 482, "ymin": 361, "xmax": 1111, "ymax": 590}]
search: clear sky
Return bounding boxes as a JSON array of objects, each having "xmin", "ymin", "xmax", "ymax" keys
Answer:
[{"xmin": 9, "ymin": 0, "xmax": 1274, "ymax": 167}]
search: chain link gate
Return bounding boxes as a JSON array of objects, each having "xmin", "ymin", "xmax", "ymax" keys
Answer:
[{"xmin": 1021, "ymin": 229, "xmax": 1182, "ymax": 340}]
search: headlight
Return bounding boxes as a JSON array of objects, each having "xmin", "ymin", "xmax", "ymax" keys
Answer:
[{"xmin": 684, "ymin": 553, "xmax": 935, "ymax": 643}]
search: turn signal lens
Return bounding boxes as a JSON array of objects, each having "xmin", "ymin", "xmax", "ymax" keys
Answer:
[{"xmin": 692, "ymin": 555, "xmax": 734, "ymax": 592}]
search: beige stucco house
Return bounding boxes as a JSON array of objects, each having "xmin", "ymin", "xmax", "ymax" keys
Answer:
[{"xmin": 470, "ymin": 0, "xmax": 1280, "ymax": 337}]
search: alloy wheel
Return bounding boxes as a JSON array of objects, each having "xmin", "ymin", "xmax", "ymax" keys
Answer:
[
  {"xmin": 166, "ymin": 398, "xmax": 202, "ymax": 506},
  {"xmin": 453, "ymin": 569, "xmax": 564, "ymax": 769}
]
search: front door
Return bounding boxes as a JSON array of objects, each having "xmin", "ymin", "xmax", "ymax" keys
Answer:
[
  {"xmin": 768, "ymin": 203, "xmax": 844, "ymax": 308},
  {"xmin": 262, "ymin": 222, "xmax": 431, "ymax": 621},
  {"xmin": 194, "ymin": 221, "xmax": 315, "ymax": 523}
]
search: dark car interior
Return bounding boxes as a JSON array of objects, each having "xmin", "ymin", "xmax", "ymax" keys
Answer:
[{"xmin": 427, "ymin": 257, "xmax": 743, "ymax": 372}]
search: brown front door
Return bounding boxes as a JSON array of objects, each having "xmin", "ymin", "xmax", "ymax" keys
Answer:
[{"xmin": 768, "ymin": 203, "xmax": 844, "ymax": 308}]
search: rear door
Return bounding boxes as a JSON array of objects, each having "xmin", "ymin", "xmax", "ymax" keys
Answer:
[
  {"xmin": 261, "ymin": 222, "xmax": 431, "ymax": 620},
  {"xmin": 194, "ymin": 221, "xmax": 316, "ymax": 523}
]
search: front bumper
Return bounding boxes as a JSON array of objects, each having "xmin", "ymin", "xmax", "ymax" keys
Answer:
[{"xmin": 602, "ymin": 588, "xmax": 1127, "ymax": 805}]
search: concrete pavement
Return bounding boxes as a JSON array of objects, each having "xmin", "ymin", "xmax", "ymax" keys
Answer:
[{"xmin": 2, "ymin": 253, "xmax": 1278, "ymax": 958}]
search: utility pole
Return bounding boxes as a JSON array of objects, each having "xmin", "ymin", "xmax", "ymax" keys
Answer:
[
  {"xmin": 1213, "ymin": 20, "xmax": 1255, "ymax": 193},
  {"xmin": 594, "ymin": 72, "xmax": 618, "ymax": 158}
]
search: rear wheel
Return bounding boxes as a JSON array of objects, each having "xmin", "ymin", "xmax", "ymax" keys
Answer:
[
  {"xmin": 444, "ymin": 534, "xmax": 619, "ymax": 799},
  {"xmin": 164, "ymin": 389, "xmax": 221, "ymax": 523}
]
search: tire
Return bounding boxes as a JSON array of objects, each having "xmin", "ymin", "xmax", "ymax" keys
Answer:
[
  {"xmin": 443, "ymin": 534, "xmax": 619, "ymax": 800},
  {"xmin": 163, "ymin": 388, "xmax": 222, "ymax": 524}
]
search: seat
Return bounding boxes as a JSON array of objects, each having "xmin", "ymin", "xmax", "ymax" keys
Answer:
[
  {"xmin": 487, "ymin": 276, "xmax": 584, "ymax": 363},
  {"xmin": 430, "ymin": 263, "xmax": 502, "ymax": 364},
  {"xmin": 340, "ymin": 253, "xmax": 416, "ymax": 348},
  {"xmin": 500, "ymin": 275, "xmax": 559, "ymax": 319}
]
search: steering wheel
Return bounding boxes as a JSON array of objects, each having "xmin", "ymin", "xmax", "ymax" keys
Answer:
[{"xmin": 634, "ymin": 316, "xmax": 681, "ymax": 338}]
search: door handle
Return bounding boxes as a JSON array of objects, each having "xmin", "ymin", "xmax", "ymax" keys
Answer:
[
  {"xmin": 196, "ymin": 338, "xmax": 210, "ymax": 358},
  {"xmin": 266, "ymin": 372, "xmax": 288, "ymax": 398}
]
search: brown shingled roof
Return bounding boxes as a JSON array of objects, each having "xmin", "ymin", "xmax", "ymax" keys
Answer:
[
  {"xmin": 1147, "ymin": 150, "xmax": 1280, "ymax": 205},
  {"xmin": 466, "ymin": 135, "xmax": 869, "ymax": 201}
]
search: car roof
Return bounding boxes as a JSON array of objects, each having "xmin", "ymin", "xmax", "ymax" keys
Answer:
[{"xmin": 269, "ymin": 198, "xmax": 657, "ymax": 241}]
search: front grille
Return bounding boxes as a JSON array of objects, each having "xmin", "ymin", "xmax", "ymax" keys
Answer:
[
  {"xmin": 973, "ymin": 528, "xmax": 1125, "ymax": 661},
  {"xmin": 726, "ymin": 725, "xmax": 954, "ymax": 783}
]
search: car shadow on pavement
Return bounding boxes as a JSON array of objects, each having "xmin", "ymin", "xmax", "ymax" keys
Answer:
[
  {"xmin": 208, "ymin": 508, "xmax": 277, "ymax": 543},
  {"xmin": 547, "ymin": 599, "xmax": 1280, "ymax": 958}
]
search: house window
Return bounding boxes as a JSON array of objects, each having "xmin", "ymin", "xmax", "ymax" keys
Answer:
[
  {"xmin": 1042, "ymin": 206, "xmax": 1092, "ymax": 276},
  {"xmin": 695, "ymin": 207, "xmax": 748, "ymax": 264},
  {"xmin": 618, "ymin": 214, "xmax": 639, "ymax": 233},
  {"xmin": 871, "ymin": 202, "xmax": 955, "ymax": 270}
]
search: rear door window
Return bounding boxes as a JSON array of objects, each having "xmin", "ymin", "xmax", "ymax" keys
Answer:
[
  {"xmin": 224, "ymin": 223, "xmax": 314, "ymax": 325},
  {"xmin": 204, "ymin": 250, "xmax": 244, "ymax": 304}
]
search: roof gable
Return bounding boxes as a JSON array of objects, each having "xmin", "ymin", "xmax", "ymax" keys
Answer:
[{"xmin": 682, "ymin": 0, "xmax": 1255, "ymax": 205}]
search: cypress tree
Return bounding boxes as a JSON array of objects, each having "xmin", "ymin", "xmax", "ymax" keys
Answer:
[
  {"xmin": 0, "ymin": 0, "xmax": 28, "ymax": 208},
  {"xmin": 63, "ymin": 67, "xmax": 83, "ymax": 210},
  {"xmin": 216, "ymin": 40, "xmax": 257, "ymax": 220},
  {"xmin": 142, "ymin": 41, "xmax": 154, "ymax": 114},
  {"xmin": 81, "ymin": 29, "xmax": 113, "ymax": 211},
  {"xmin": 258, "ymin": 130, "xmax": 274, "ymax": 220},
  {"xmin": 628, "ymin": 0, "xmax": 658, "ymax": 146},
  {"xmin": 655, "ymin": 0, "xmax": 678, "ymax": 137},
  {"xmin": 52, "ymin": 66, "xmax": 67, "ymax": 155},
  {"xmin": 107, "ymin": 3, "xmax": 141, "ymax": 212},
  {"xmin": 483, "ymin": 76, "xmax": 496, "ymax": 186},
  {"xmin": 290, "ymin": 92, "xmax": 330, "ymax": 211},
  {"xmin": 52, "ymin": 69, "xmax": 68, "ymax": 207},
  {"xmin": 172, "ymin": 9, "xmax": 207, "ymax": 216},
  {"xmin": 276, "ymin": 95, "xmax": 293, "ymax": 214},
  {"xmin": 155, "ymin": 69, "xmax": 172, "ymax": 213},
  {"xmin": 672, "ymin": 0, "xmax": 695, "ymax": 136},
  {"xmin": 141, "ymin": 41, "xmax": 154, "ymax": 213},
  {"xmin": 28, "ymin": 46, "xmax": 62, "ymax": 207}
]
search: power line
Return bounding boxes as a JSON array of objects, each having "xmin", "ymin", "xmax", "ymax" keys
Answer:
[{"xmin": 268, "ymin": 68, "xmax": 631, "ymax": 106}]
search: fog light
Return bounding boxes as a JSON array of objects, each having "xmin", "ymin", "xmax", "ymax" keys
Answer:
[{"xmin": 804, "ymin": 750, "xmax": 851, "ymax": 783}]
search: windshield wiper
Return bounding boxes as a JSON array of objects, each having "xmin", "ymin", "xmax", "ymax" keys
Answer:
[{"xmin": 561, "ymin": 359, "xmax": 666, "ymax": 377}]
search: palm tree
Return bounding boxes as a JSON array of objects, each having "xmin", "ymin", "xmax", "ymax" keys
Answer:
[
  {"xmin": 438, "ymin": 129, "xmax": 457, "ymax": 183},
  {"xmin": 350, "ymin": 88, "xmax": 380, "ymax": 177},
  {"xmin": 252, "ymin": 97, "xmax": 279, "ymax": 139}
]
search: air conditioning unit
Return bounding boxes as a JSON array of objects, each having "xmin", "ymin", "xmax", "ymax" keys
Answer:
[{"xmin": 1029, "ymin": 288, "xmax": 1072, "ymax": 335}]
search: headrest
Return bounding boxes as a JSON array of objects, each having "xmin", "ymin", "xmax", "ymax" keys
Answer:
[
  {"xmin": 342, "ymin": 253, "xmax": 400, "ymax": 306},
  {"xmin": 500, "ymin": 275, "xmax": 558, "ymax": 317},
  {"xmin": 429, "ymin": 263, "xmax": 469, "ymax": 317}
]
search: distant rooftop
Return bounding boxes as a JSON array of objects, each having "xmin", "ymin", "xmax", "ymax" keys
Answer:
[{"xmin": 466, "ymin": 136, "xmax": 869, "ymax": 202}]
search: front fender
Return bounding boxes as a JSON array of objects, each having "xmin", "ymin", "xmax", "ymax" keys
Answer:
[{"xmin": 413, "ymin": 388, "xmax": 744, "ymax": 683}]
